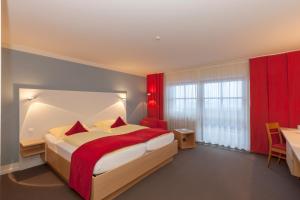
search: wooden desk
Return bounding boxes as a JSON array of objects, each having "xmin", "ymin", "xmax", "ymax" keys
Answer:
[{"xmin": 281, "ymin": 128, "xmax": 300, "ymax": 177}]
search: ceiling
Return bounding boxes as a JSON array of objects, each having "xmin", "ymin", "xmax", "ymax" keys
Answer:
[{"xmin": 2, "ymin": 0, "xmax": 300, "ymax": 76}]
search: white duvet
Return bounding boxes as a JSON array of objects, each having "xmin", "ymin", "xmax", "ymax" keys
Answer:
[{"xmin": 45, "ymin": 127, "xmax": 174, "ymax": 175}]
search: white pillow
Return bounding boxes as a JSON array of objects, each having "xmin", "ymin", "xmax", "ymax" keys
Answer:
[
  {"xmin": 48, "ymin": 125, "xmax": 71, "ymax": 139},
  {"xmin": 49, "ymin": 122, "xmax": 89, "ymax": 138},
  {"xmin": 93, "ymin": 119, "xmax": 115, "ymax": 131}
]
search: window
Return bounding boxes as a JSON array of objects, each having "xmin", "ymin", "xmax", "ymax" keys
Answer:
[
  {"xmin": 166, "ymin": 83, "xmax": 198, "ymax": 129},
  {"xmin": 202, "ymin": 80, "xmax": 248, "ymax": 149},
  {"xmin": 166, "ymin": 79, "xmax": 249, "ymax": 150}
]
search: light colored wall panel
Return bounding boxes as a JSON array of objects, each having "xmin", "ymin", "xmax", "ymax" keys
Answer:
[{"xmin": 19, "ymin": 89, "xmax": 126, "ymax": 141}]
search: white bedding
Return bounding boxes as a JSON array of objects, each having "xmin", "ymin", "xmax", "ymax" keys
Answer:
[
  {"xmin": 44, "ymin": 131, "xmax": 174, "ymax": 175},
  {"xmin": 45, "ymin": 134, "xmax": 146, "ymax": 175},
  {"xmin": 146, "ymin": 133, "xmax": 174, "ymax": 151}
]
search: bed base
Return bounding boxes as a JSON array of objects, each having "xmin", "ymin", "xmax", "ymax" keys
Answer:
[{"xmin": 45, "ymin": 140, "xmax": 178, "ymax": 200}]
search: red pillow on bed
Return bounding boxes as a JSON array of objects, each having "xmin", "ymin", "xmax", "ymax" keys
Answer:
[
  {"xmin": 111, "ymin": 117, "xmax": 126, "ymax": 128},
  {"xmin": 65, "ymin": 121, "xmax": 88, "ymax": 136}
]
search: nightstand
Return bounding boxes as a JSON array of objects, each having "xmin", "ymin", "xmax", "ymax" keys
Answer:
[
  {"xmin": 173, "ymin": 129, "xmax": 196, "ymax": 149},
  {"xmin": 20, "ymin": 139, "xmax": 45, "ymax": 160}
]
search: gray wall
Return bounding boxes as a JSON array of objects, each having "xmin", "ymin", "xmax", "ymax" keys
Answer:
[{"xmin": 1, "ymin": 48, "xmax": 146, "ymax": 165}]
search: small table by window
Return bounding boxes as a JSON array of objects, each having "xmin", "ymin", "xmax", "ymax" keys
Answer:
[{"xmin": 173, "ymin": 129, "xmax": 196, "ymax": 149}]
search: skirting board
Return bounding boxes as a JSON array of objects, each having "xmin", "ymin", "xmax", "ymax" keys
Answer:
[{"xmin": 0, "ymin": 155, "xmax": 44, "ymax": 175}]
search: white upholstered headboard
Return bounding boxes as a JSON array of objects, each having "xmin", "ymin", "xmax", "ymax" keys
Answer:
[{"xmin": 19, "ymin": 88, "xmax": 127, "ymax": 141}]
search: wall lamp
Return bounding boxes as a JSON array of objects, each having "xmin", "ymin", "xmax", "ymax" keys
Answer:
[
  {"xmin": 119, "ymin": 93, "xmax": 127, "ymax": 101},
  {"xmin": 26, "ymin": 96, "xmax": 37, "ymax": 102}
]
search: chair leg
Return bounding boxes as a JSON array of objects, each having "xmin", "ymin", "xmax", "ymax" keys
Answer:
[
  {"xmin": 277, "ymin": 154, "xmax": 281, "ymax": 164},
  {"xmin": 268, "ymin": 151, "xmax": 272, "ymax": 168}
]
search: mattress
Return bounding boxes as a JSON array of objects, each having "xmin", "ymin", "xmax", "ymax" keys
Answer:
[
  {"xmin": 44, "ymin": 131, "xmax": 174, "ymax": 174},
  {"xmin": 45, "ymin": 134, "xmax": 146, "ymax": 175},
  {"xmin": 92, "ymin": 124, "xmax": 175, "ymax": 151},
  {"xmin": 145, "ymin": 133, "xmax": 174, "ymax": 151},
  {"xmin": 96, "ymin": 124, "xmax": 175, "ymax": 151}
]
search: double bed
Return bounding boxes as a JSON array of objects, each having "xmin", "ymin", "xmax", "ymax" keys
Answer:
[
  {"xmin": 19, "ymin": 89, "xmax": 177, "ymax": 199},
  {"xmin": 44, "ymin": 125, "xmax": 178, "ymax": 200}
]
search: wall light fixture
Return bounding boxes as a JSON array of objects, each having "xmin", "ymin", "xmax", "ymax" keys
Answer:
[{"xmin": 26, "ymin": 96, "xmax": 37, "ymax": 101}]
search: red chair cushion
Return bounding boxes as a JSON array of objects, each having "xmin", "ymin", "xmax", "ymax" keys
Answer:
[
  {"xmin": 157, "ymin": 120, "xmax": 168, "ymax": 130},
  {"xmin": 65, "ymin": 121, "xmax": 88, "ymax": 136},
  {"xmin": 272, "ymin": 143, "xmax": 286, "ymax": 151},
  {"xmin": 140, "ymin": 118, "xmax": 168, "ymax": 130},
  {"xmin": 140, "ymin": 119, "xmax": 156, "ymax": 128},
  {"xmin": 111, "ymin": 116, "xmax": 126, "ymax": 128}
]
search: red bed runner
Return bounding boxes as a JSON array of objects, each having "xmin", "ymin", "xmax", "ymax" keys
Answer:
[{"xmin": 69, "ymin": 128, "xmax": 169, "ymax": 200}]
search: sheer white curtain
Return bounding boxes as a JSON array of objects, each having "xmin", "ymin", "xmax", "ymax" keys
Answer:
[{"xmin": 165, "ymin": 62, "xmax": 250, "ymax": 150}]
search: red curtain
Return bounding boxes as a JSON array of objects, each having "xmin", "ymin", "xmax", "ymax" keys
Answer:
[
  {"xmin": 147, "ymin": 73, "xmax": 164, "ymax": 120},
  {"xmin": 250, "ymin": 57, "xmax": 269, "ymax": 154},
  {"xmin": 250, "ymin": 50, "xmax": 300, "ymax": 154},
  {"xmin": 288, "ymin": 51, "xmax": 300, "ymax": 128},
  {"xmin": 267, "ymin": 54, "xmax": 289, "ymax": 127}
]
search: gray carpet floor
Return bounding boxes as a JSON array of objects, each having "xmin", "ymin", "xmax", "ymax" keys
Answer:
[{"xmin": 1, "ymin": 144, "xmax": 299, "ymax": 200}]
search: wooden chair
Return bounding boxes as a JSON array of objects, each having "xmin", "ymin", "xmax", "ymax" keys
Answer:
[{"xmin": 265, "ymin": 122, "xmax": 286, "ymax": 168}]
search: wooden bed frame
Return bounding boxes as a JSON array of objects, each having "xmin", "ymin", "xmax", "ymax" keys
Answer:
[{"xmin": 45, "ymin": 140, "xmax": 178, "ymax": 200}]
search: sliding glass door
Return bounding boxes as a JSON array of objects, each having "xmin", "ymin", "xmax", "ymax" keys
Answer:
[
  {"xmin": 202, "ymin": 80, "xmax": 249, "ymax": 149},
  {"xmin": 166, "ymin": 78, "xmax": 249, "ymax": 150}
]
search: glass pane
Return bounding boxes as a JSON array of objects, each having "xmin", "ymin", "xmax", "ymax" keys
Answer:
[
  {"xmin": 175, "ymin": 85, "xmax": 185, "ymax": 98},
  {"xmin": 185, "ymin": 84, "xmax": 197, "ymax": 98},
  {"xmin": 203, "ymin": 98, "xmax": 221, "ymax": 124},
  {"xmin": 204, "ymin": 82, "xmax": 220, "ymax": 98},
  {"xmin": 222, "ymin": 80, "xmax": 243, "ymax": 98}
]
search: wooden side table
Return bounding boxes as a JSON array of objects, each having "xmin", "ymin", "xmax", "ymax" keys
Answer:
[
  {"xmin": 20, "ymin": 139, "xmax": 45, "ymax": 160},
  {"xmin": 173, "ymin": 129, "xmax": 196, "ymax": 149}
]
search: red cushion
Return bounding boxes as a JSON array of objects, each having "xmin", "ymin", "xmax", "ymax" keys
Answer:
[
  {"xmin": 272, "ymin": 143, "xmax": 286, "ymax": 151},
  {"xmin": 65, "ymin": 121, "xmax": 88, "ymax": 136},
  {"xmin": 111, "ymin": 117, "xmax": 126, "ymax": 128},
  {"xmin": 141, "ymin": 119, "xmax": 158, "ymax": 128},
  {"xmin": 157, "ymin": 120, "xmax": 168, "ymax": 130}
]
